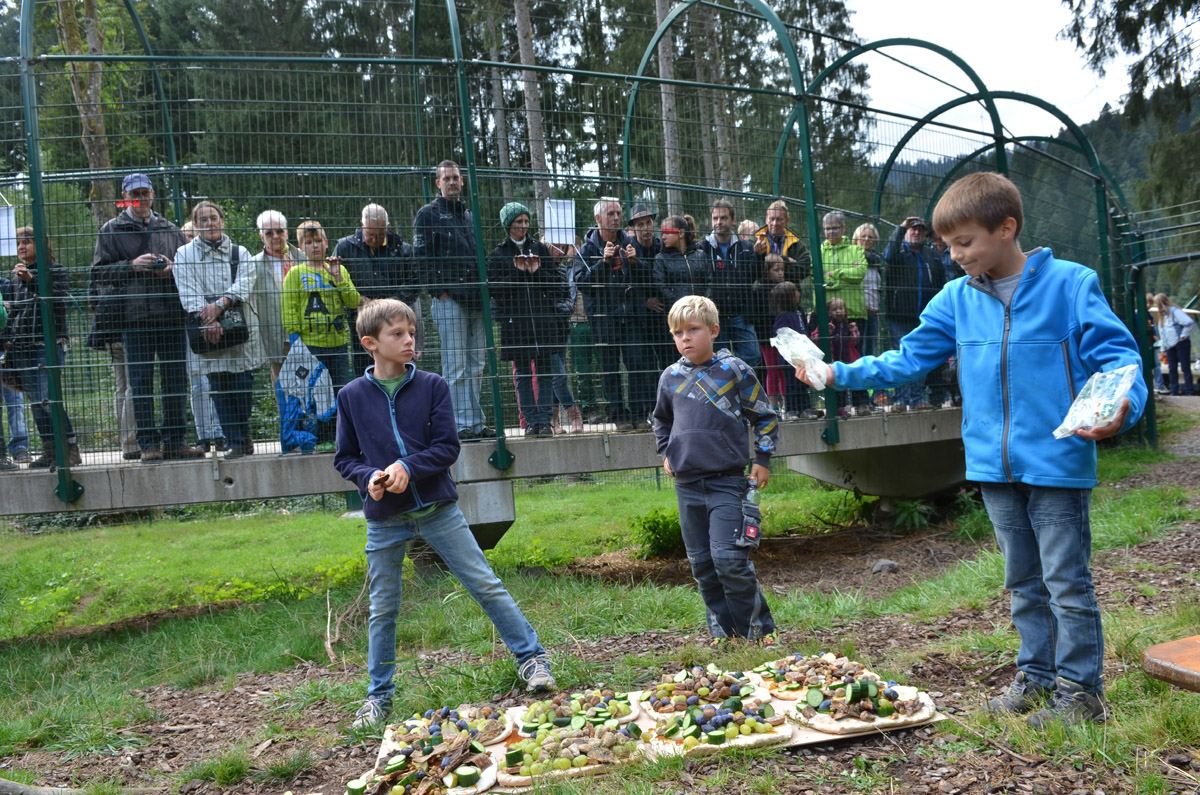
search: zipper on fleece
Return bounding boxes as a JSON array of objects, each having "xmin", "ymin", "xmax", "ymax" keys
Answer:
[{"xmin": 369, "ymin": 373, "xmax": 426, "ymax": 510}]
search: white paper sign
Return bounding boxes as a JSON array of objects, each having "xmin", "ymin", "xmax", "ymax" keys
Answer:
[
  {"xmin": 0, "ymin": 206, "xmax": 15, "ymax": 258},
  {"xmin": 542, "ymin": 199, "xmax": 576, "ymax": 248}
]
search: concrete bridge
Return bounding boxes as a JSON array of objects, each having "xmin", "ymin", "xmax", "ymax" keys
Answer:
[{"xmin": 4, "ymin": 409, "xmax": 966, "ymax": 544}]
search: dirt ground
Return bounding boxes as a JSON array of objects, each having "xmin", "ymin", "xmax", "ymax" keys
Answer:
[{"xmin": 6, "ymin": 398, "xmax": 1200, "ymax": 795}]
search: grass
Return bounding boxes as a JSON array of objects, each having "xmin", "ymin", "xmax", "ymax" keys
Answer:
[{"xmin": 0, "ymin": 404, "xmax": 1196, "ymax": 791}]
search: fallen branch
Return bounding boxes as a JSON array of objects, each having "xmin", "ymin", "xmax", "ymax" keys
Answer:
[
  {"xmin": 945, "ymin": 714, "xmax": 1040, "ymax": 766},
  {"xmin": 325, "ymin": 573, "xmax": 370, "ymax": 665}
]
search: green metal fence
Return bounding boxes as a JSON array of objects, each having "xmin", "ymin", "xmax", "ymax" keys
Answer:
[{"xmin": 1, "ymin": 0, "xmax": 1135, "ymax": 503}]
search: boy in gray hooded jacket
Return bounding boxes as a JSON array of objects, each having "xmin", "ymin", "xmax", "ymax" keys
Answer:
[{"xmin": 652, "ymin": 295, "xmax": 780, "ymax": 647}]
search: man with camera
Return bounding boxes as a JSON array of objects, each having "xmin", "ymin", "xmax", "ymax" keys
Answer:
[{"xmin": 89, "ymin": 173, "xmax": 200, "ymax": 461}]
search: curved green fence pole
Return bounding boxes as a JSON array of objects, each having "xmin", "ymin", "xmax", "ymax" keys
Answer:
[
  {"xmin": 18, "ymin": 0, "xmax": 82, "ymax": 502},
  {"xmin": 443, "ymin": 0, "xmax": 513, "ymax": 470},
  {"xmin": 775, "ymin": 37, "xmax": 1009, "ymax": 197},
  {"xmin": 623, "ymin": 0, "xmax": 807, "ymax": 198}
]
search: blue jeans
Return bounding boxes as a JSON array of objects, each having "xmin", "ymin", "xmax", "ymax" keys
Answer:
[
  {"xmin": 205, "ymin": 370, "xmax": 254, "ymax": 448},
  {"xmin": 861, "ymin": 313, "xmax": 880, "ymax": 358},
  {"xmin": 982, "ymin": 483, "xmax": 1103, "ymax": 692},
  {"xmin": 3, "ymin": 385, "xmax": 29, "ymax": 454},
  {"xmin": 9, "ymin": 345, "xmax": 76, "ymax": 446},
  {"xmin": 1166, "ymin": 339, "xmax": 1194, "ymax": 396},
  {"xmin": 550, "ymin": 353, "xmax": 574, "ymax": 408},
  {"xmin": 431, "ymin": 297, "xmax": 487, "ymax": 433},
  {"xmin": 124, "ymin": 326, "xmax": 188, "ymax": 450},
  {"xmin": 592, "ymin": 313, "xmax": 655, "ymax": 421},
  {"xmin": 364, "ymin": 502, "xmax": 545, "ymax": 702},
  {"xmin": 676, "ymin": 474, "xmax": 776, "ymax": 641},
  {"xmin": 887, "ymin": 317, "xmax": 926, "ymax": 407},
  {"xmin": 714, "ymin": 315, "xmax": 761, "ymax": 369},
  {"xmin": 185, "ymin": 346, "xmax": 223, "ymax": 443}
]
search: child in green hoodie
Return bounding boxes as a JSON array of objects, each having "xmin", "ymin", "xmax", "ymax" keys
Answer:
[{"xmin": 282, "ymin": 219, "xmax": 361, "ymax": 449}]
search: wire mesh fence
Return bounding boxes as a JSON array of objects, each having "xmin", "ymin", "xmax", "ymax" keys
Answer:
[{"xmin": 0, "ymin": 0, "xmax": 1133, "ymax": 485}]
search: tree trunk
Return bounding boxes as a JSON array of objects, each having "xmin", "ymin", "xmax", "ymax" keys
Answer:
[
  {"xmin": 655, "ymin": 0, "xmax": 682, "ymax": 214},
  {"xmin": 691, "ymin": 18, "xmax": 715, "ymax": 197},
  {"xmin": 53, "ymin": 0, "xmax": 115, "ymax": 228},
  {"xmin": 513, "ymin": 0, "xmax": 549, "ymax": 206},
  {"xmin": 708, "ymin": 18, "xmax": 734, "ymax": 196},
  {"xmin": 487, "ymin": 8, "xmax": 514, "ymax": 200}
]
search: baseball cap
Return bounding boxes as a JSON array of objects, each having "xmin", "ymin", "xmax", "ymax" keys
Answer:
[
  {"xmin": 629, "ymin": 203, "xmax": 656, "ymax": 223},
  {"xmin": 908, "ymin": 217, "xmax": 928, "ymax": 229},
  {"xmin": 122, "ymin": 173, "xmax": 153, "ymax": 192}
]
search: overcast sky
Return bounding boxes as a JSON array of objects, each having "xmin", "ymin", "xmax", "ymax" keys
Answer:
[{"xmin": 843, "ymin": 0, "xmax": 1136, "ymax": 152}]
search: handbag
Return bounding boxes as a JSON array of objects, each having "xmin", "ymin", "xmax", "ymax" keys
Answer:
[{"xmin": 185, "ymin": 245, "xmax": 250, "ymax": 355}]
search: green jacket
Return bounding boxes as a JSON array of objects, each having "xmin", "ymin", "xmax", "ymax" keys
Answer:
[
  {"xmin": 820, "ymin": 240, "xmax": 867, "ymax": 318},
  {"xmin": 281, "ymin": 262, "xmax": 361, "ymax": 349}
]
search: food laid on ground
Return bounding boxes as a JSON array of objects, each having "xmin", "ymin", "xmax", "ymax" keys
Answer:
[
  {"xmin": 378, "ymin": 705, "xmax": 513, "ymax": 757},
  {"xmin": 778, "ymin": 654, "xmax": 936, "ymax": 734},
  {"xmin": 644, "ymin": 700, "xmax": 790, "ymax": 757},
  {"xmin": 496, "ymin": 720, "xmax": 644, "ymax": 787},
  {"xmin": 516, "ymin": 689, "xmax": 638, "ymax": 736},
  {"xmin": 364, "ymin": 727, "xmax": 497, "ymax": 794},
  {"xmin": 640, "ymin": 664, "xmax": 759, "ymax": 718},
  {"xmin": 753, "ymin": 652, "xmax": 880, "ymax": 701}
]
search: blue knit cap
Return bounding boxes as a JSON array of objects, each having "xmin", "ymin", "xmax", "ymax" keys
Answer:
[{"xmin": 500, "ymin": 202, "xmax": 532, "ymax": 232}]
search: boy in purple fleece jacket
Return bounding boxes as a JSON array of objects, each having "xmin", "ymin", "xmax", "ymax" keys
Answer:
[{"xmin": 334, "ymin": 299, "xmax": 554, "ymax": 729}]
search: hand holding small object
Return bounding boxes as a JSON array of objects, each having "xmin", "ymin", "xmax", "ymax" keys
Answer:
[{"xmin": 1075, "ymin": 397, "xmax": 1130, "ymax": 441}]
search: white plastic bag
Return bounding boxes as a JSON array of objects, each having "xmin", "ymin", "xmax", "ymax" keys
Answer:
[
  {"xmin": 770, "ymin": 327, "xmax": 827, "ymax": 390},
  {"xmin": 1052, "ymin": 364, "xmax": 1137, "ymax": 439}
]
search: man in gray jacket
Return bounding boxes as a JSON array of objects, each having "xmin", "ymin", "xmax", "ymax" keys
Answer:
[{"xmin": 89, "ymin": 173, "xmax": 200, "ymax": 461}]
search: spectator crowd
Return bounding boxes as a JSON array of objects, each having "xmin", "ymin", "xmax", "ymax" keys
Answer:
[{"xmin": 2, "ymin": 161, "xmax": 1181, "ymax": 470}]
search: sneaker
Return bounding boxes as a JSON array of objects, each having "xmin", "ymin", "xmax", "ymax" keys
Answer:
[
  {"xmin": 351, "ymin": 697, "xmax": 391, "ymax": 730},
  {"xmin": 985, "ymin": 671, "xmax": 1053, "ymax": 715},
  {"xmin": 314, "ymin": 442, "xmax": 335, "ymax": 453},
  {"xmin": 458, "ymin": 428, "xmax": 477, "ymax": 442},
  {"xmin": 517, "ymin": 655, "xmax": 556, "ymax": 692},
  {"xmin": 11, "ymin": 447, "xmax": 30, "ymax": 464},
  {"xmin": 477, "ymin": 427, "xmax": 496, "ymax": 439},
  {"xmin": 798, "ymin": 409, "xmax": 823, "ymax": 420},
  {"xmin": 122, "ymin": 450, "xmax": 142, "ymax": 461},
  {"xmin": 0, "ymin": 457, "xmax": 17, "ymax": 471},
  {"xmin": 836, "ymin": 407, "xmax": 853, "ymax": 419},
  {"xmin": 1025, "ymin": 678, "xmax": 1107, "ymax": 728},
  {"xmin": 757, "ymin": 630, "xmax": 781, "ymax": 648}
]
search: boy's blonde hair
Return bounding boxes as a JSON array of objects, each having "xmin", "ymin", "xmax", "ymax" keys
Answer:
[
  {"xmin": 357, "ymin": 298, "xmax": 417, "ymax": 340},
  {"xmin": 668, "ymin": 295, "xmax": 719, "ymax": 331},
  {"xmin": 296, "ymin": 219, "xmax": 327, "ymax": 246},
  {"xmin": 932, "ymin": 172, "xmax": 1024, "ymax": 237}
]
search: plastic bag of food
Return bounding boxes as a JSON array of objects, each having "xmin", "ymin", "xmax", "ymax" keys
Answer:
[
  {"xmin": 1052, "ymin": 364, "xmax": 1138, "ymax": 439},
  {"xmin": 771, "ymin": 327, "xmax": 827, "ymax": 390}
]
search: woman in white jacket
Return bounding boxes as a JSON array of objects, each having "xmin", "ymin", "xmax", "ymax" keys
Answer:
[
  {"xmin": 174, "ymin": 201, "xmax": 262, "ymax": 458},
  {"xmin": 1153, "ymin": 293, "xmax": 1196, "ymax": 397}
]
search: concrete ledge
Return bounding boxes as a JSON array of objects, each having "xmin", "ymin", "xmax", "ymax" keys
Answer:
[{"xmin": 3, "ymin": 409, "xmax": 965, "ymax": 515}]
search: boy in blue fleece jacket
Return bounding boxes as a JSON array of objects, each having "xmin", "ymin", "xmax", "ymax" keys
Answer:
[
  {"xmin": 652, "ymin": 295, "xmax": 780, "ymax": 648},
  {"xmin": 334, "ymin": 299, "xmax": 554, "ymax": 729},
  {"xmin": 794, "ymin": 173, "xmax": 1146, "ymax": 727}
]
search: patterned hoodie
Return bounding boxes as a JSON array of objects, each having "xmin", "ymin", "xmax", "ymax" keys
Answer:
[{"xmin": 652, "ymin": 348, "xmax": 777, "ymax": 484}]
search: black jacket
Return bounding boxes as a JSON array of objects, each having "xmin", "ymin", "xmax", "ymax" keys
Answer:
[
  {"xmin": 570, "ymin": 228, "xmax": 636, "ymax": 318},
  {"xmin": 628, "ymin": 234, "xmax": 662, "ymax": 315},
  {"xmin": 88, "ymin": 209, "xmax": 187, "ymax": 341},
  {"xmin": 883, "ymin": 225, "xmax": 944, "ymax": 323},
  {"xmin": 6, "ymin": 261, "xmax": 70, "ymax": 349},
  {"xmin": 653, "ymin": 247, "xmax": 710, "ymax": 309},
  {"xmin": 487, "ymin": 237, "xmax": 569, "ymax": 360},
  {"xmin": 412, "ymin": 196, "xmax": 482, "ymax": 311},
  {"xmin": 698, "ymin": 233, "xmax": 757, "ymax": 318},
  {"xmin": 333, "ymin": 228, "xmax": 417, "ymax": 304}
]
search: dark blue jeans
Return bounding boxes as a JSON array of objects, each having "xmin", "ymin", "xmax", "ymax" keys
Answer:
[
  {"xmin": 887, "ymin": 317, "xmax": 926, "ymax": 407},
  {"xmin": 982, "ymin": 483, "xmax": 1103, "ymax": 692},
  {"xmin": 676, "ymin": 473, "xmax": 776, "ymax": 641},
  {"xmin": 591, "ymin": 313, "xmax": 654, "ymax": 421},
  {"xmin": 206, "ymin": 369, "xmax": 254, "ymax": 448},
  {"xmin": 1166, "ymin": 339, "xmax": 1194, "ymax": 395},
  {"xmin": 714, "ymin": 314, "xmax": 761, "ymax": 369},
  {"xmin": 9, "ymin": 345, "xmax": 76, "ymax": 447},
  {"xmin": 124, "ymin": 326, "xmax": 188, "ymax": 450},
  {"xmin": 309, "ymin": 344, "xmax": 352, "ymax": 443}
]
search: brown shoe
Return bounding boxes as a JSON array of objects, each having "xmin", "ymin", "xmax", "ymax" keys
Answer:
[
  {"xmin": 141, "ymin": 447, "xmax": 164, "ymax": 462},
  {"xmin": 67, "ymin": 444, "xmax": 82, "ymax": 467},
  {"xmin": 164, "ymin": 445, "xmax": 203, "ymax": 460},
  {"xmin": 29, "ymin": 445, "xmax": 55, "ymax": 468}
]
